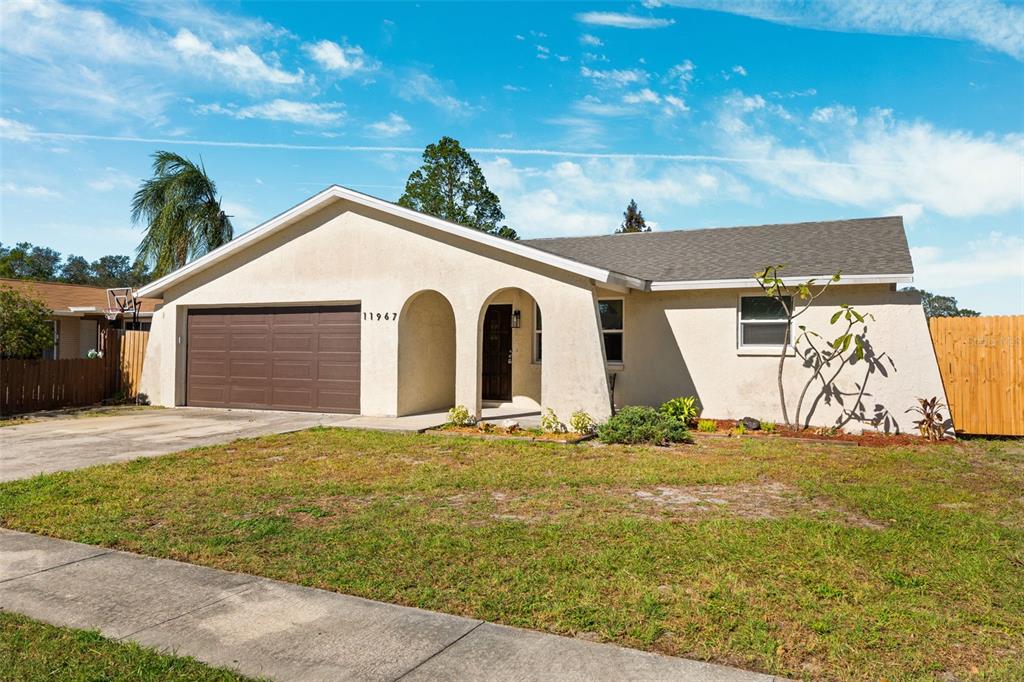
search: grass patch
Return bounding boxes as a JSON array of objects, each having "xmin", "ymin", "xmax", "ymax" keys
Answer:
[
  {"xmin": 0, "ymin": 612, "xmax": 253, "ymax": 680},
  {"xmin": 0, "ymin": 404, "xmax": 161, "ymax": 427},
  {"xmin": 1, "ymin": 430, "xmax": 1022, "ymax": 680}
]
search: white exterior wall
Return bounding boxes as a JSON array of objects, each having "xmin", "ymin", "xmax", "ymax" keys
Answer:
[
  {"xmin": 140, "ymin": 198, "xmax": 612, "ymax": 420},
  {"xmin": 608, "ymin": 285, "xmax": 945, "ymax": 432}
]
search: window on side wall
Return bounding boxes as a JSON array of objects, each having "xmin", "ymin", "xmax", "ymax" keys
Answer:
[
  {"xmin": 598, "ymin": 299, "xmax": 624, "ymax": 364},
  {"xmin": 42, "ymin": 320, "xmax": 58, "ymax": 360},
  {"xmin": 738, "ymin": 295, "xmax": 792, "ymax": 348},
  {"xmin": 533, "ymin": 303, "xmax": 542, "ymax": 363}
]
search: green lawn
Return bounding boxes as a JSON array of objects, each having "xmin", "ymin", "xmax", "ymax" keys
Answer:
[
  {"xmin": 1, "ymin": 429, "xmax": 1021, "ymax": 680},
  {"xmin": 0, "ymin": 612, "xmax": 252, "ymax": 681}
]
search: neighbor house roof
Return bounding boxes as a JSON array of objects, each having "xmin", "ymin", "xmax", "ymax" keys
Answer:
[
  {"xmin": 0, "ymin": 278, "xmax": 159, "ymax": 315},
  {"xmin": 137, "ymin": 185, "xmax": 914, "ymax": 297},
  {"xmin": 522, "ymin": 217, "xmax": 913, "ymax": 289}
]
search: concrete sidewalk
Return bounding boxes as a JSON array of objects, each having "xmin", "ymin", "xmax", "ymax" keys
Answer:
[{"xmin": 0, "ymin": 529, "xmax": 780, "ymax": 681}]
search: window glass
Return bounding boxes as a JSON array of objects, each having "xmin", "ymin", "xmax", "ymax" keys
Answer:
[
  {"xmin": 741, "ymin": 322, "xmax": 789, "ymax": 346},
  {"xmin": 599, "ymin": 300, "xmax": 623, "ymax": 330},
  {"xmin": 603, "ymin": 333, "xmax": 623, "ymax": 363},
  {"xmin": 740, "ymin": 296, "xmax": 791, "ymax": 320},
  {"xmin": 533, "ymin": 304, "xmax": 543, "ymax": 362}
]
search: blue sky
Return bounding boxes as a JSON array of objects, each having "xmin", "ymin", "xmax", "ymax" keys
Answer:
[{"xmin": 1, "ymin": 0, "xmax": 1022, "ymax": 312}]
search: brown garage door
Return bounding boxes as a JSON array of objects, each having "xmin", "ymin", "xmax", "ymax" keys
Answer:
[{"xmin": 186, "ymin": 306, "xmax": 360, "ymax": 413}]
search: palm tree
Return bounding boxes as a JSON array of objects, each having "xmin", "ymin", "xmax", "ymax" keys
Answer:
[{"xmin": 131, "ymin": 151, "xmax": 233, "ymax": 277}]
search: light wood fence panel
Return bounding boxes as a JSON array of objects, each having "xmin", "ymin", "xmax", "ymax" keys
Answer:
[{"xmin": 929, "ymin": 315, "xmax": 1023, "ymax": 436}]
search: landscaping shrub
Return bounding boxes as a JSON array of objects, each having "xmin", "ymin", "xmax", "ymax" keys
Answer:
[
  {"xmin": 697, "ymin": 419, "xmax": 717, "ymax": 433},
  {"xmin": 540, "ymin": 408, "xmax": 565, "ymax": 433},
  {"xmin": 568, "ymin": 410, "xmax": 595, "ymax": 434},
  {"xmin": 659, "ymin": 396, "xmax": 701, "ymax": 426},
  {"xmin": 447, "ymin": 405, "xmax": 474, "ymax": 426},
  {"xmin": 597, "ymin": 406, "xmax": 691, "ymax": 445}
]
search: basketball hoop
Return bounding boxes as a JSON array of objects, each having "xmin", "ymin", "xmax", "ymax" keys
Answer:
[
  {"xmin": 104, "ymin": 309, "xmax": 120, "ymax": 321},
  {"xmin": 106, "ymin": 287, "xmax": 139, "ymax": 328}
]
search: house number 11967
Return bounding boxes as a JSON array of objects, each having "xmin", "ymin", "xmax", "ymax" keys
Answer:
[{"xmin": 363, "ymin": 312, "xmax": 397, "ymax": 321}]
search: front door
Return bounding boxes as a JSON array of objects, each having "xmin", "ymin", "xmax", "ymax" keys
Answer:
[{"xmin": 481, "ymin": 304, "xmax": 512, "ymax": 401}]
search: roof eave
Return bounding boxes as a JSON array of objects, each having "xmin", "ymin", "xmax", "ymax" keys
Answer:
[
  {"xmin": 648, "ymin": 273, "xmax": 913, "ymax": 292},
  {"xmin": 137, "ymin": 185, "xmax": 628, "ymax": 298}
]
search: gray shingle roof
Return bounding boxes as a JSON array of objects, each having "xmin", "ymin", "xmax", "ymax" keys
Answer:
[{"xmin": 522, "ymin": 216, "xmax": 913, "ymax": 283}]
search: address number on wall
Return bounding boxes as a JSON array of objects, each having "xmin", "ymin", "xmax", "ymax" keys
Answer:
[{"xmin": 363, "ymin": 312, "xmax": 398, "ymax": 321}]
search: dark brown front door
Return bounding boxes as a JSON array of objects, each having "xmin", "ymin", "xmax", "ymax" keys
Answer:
[
  {"xmin": 481, "ymin": 304, "xmax": 512, "ymax": 401},
  {"xmin": 186, "ymin": 305, "xmax": 360, "ymax": 413}
]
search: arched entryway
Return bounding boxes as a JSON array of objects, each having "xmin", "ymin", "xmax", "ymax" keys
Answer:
[
  {"xmin": 397, "ymin": 290, "xmax": 456, "ymax": 416},
  {"xmin": 478, "ymin": 288, "xmax": 542, "ymax": 410}
]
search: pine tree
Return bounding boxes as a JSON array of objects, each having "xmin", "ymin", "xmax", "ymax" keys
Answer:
[{"xmin": 616, "ymin": 199, "xmax": 649, "ymax": 233}]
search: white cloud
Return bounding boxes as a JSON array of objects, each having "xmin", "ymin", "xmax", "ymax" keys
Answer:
[
  {"xmin": 171, "ymin": 29, "xmax": 304, "ymax": 86},
  {"xmin": 912, "ymin": 232, "xmax": 1024, "ymax": 289},
  {"xmin": 536, "ymin": 45, "xmax": 550, "ymax": 59},
  {"xmin": 580, "ymin": 33, "xmax": 604, "ymax": 46},
  {"xmin": 303, "ymin": 40, "xmax": 377, "ymax": 77},
  {"xmin": 199, "ymin": 99, "xmax": 345, "ymax": 126},
  {"xmin": 481, "ymin": 156, "xmax": 746, "ymax": 237},
  {"xmin": 574, "ymin": 95, "xmax": 633, "ymax": 117},
  {"xmin": 887, "ymin": 203, "xmax": 924, "ymax": 227},
  {"xmin": 397, "ymin": 71, "xmax": 470, "ymax": 114},
  {"xmin": 715, "ymin": 92, "xmax": 1024, "ymax": 218},
  {"xmin": 0, "ymin": 118, "xmax": 36, "ymax": 141},
  {"xmin": 575, "ymin": 11, "xmax": 676, "ymax": 29},
  {"xmin": 503, "ymin": 84, "xmax": 530, "ymax": 92},
  {"xmin": 0, "ymin": 182, "xmax": 61, "ymax": 199},
  {"xmin": 623, "ymin": 88, "xmax": 662, "ymax": 105},
  {"xmin": 810, "ymin": 105, "xmax": 858, "ymax": 126},
  {"xmin": 365, "ymin": 113, "xmax": 411, "ymax": 138},
  {"xmin": 660, "ymin": 0, "xmax": 1024, "ymax": 59},
  {"xmin": 580, "ymin": 66, "xmax": 648, "ymax": 87},
  {"xmin": 86, "ymin": 168, "xmax": 138, "ymax": 192},
  {"xmin": 665, "ymin": 60, "xmax": 696, "ymax": 92},
  {"xmin": 732, "ymin": 64, "xmax": 748, "ymax": 76}
]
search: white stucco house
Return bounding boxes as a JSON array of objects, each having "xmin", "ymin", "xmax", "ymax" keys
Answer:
[{"xmin": 137, "ymin": 185, "xmax": 946, "ymax": 431}]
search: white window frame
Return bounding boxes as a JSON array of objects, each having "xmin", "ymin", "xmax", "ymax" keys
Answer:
[
  {"xmin": 737, "ymin": 294, "xmax": 794, "ymax": 356},
  {"xmin": 42, "ymin": 320, "xmax": 59, "ymax": 359},
  {"xmin": 532, "ymin": 302, "xmax": 543, "ymax": 364},
  {"xmin": 598, "ymin": 298, "xmax": 625, "ymax": 367}
]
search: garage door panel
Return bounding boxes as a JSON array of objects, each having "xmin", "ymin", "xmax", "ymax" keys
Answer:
[{"xmin": 187, "ymin": 305, "xmax": 359, "ymax": 413}]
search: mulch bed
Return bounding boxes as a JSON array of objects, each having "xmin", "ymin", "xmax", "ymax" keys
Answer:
[
  {"xmin": 698, "ymin": 418, "xmax": 932, "ymax": 447},
  {"xmin": 428, "ymin": 424, "xmax": 594, "ymax": 444}
]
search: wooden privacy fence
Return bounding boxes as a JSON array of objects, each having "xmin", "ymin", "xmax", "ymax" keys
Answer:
[
  {"xmin": 1, "ymin": 328, "xmax": 149, "ymax": 416},
  {"xmin": 929, "ymin": 315, "xmax": 1023, "ymax": 436}
]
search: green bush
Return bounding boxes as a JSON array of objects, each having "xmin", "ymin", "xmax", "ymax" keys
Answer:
[
  {"xmin": 540, "ymin": 408, "xmax": 565, "ymax": 433},
  {"xmin": 697, "ymin": 419, "xmax": 717, "ymax": 433},
  {"xmin": 597, "ymin": 406, "xmax": 692, "ymax": 445},
  {"xmin": 658, "ymin": 396, "xmax": 701, "ymax": 426},
  {"xmin": 568, "ymin": 409, "xmax": 595, "ymax": 434},
  {"xmin": 447, "ymin": 405, "xmax": 474, "ymax": 426}
]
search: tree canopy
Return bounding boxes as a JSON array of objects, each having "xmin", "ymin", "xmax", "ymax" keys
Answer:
[
  {"xmin": 398, "ymin": 136, "xmax": 518, "ymax": 240},
  {"xmin": 132, "ymin": 151, "xmax": 233, "ymax": 277},
  {"xmin": 0, "ymin": 242, "xmax": 151, "ymax": 288},
  {"xmin": 0, "ymin": 286, "xmax": 54, "ymax": 358},
  {"xmin": 616, "ymin": 199, "xmax": 649, "ymax": 233},
  {"xmin": 902, "ymin": 287, "xmax": 980, "ymax": 318}
]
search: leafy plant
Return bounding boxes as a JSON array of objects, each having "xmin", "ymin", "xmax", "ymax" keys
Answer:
[
  {"xmin": 761, "ymin": 420, "xmax": 777, "ymax": 434},
  {"xmin": 658, "ymin": 396, "xmax": 701, "ymax": 426},
  {"xmin": 568, "ymin": 410, "xmax": 596, "ymax": 434},
  {"xmin": 447, "ymin": 404, "xmax": 475, "ymax": 426},
  {"xmin": 697, "ymin": 419, "xmax": 717, "ymax": 433},
  {"xmin": 905, "ymin": 397, "xmax": 949, "ymax": 441},
  {"xmin": 540, "ymin": 408, "xmax": 565, "ymax": 433},
  {"xmin": 731, "ymin": 423, "xmax": 747, "ymax": 437},
  {"xmin": 596, "ymin": 406, "xmax": 691, "ymax": 445},
  {"xmin": 0, "ymin": 287, "xmax": 53, "ymax": 359}
]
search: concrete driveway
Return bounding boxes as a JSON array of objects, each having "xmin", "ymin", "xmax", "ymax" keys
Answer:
[{"xmin": 0, "ymin": 407, "xmax": 359, "ymax": 482}]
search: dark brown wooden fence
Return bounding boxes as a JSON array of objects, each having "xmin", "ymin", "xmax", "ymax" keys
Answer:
[{"xmin": 1, "ymin": 329, "xmax": 150, "ymax": 416}]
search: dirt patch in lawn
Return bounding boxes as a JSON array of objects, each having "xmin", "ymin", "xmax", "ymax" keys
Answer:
[{"xmin": 631, "ymin": 481, "xmax": 887, "ymax": 529}]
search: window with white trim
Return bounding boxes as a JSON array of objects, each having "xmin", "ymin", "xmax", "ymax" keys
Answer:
[
  {"xmin": 533, "ymin": 303, "xmax": 542, "ymax": 362},
  {"xmin": 738, "ymin": 295, "xmax": 792, "ymax": 347},
  {"xmin": 598, "ymin": 299, "xmax": 624, "ymax": 364},
  {"xmin": 42, "ymin": 320, "xmax": 58, "ymax": 360}
]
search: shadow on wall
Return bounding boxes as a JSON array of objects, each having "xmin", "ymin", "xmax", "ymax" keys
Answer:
[{"xmin": 616, "ymin": 304, "xmax": 701, "ymax": 412}]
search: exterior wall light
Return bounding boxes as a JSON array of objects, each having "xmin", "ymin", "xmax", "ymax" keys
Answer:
[{"xmin": 511, "ymin": 309, "xmax": 521, "ymax": 328}]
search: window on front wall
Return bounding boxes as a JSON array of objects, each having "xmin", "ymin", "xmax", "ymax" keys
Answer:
[
  {"xmin": 533, "ymin": 303, "xmax": 543, "ymax": 362},
  {"xmin": 739, "ymin": 295, "xmax": 792, "ymax": 347},
  {"xmin": 598, "ymin": 299, "xmax": 624, "ymax": 364}
]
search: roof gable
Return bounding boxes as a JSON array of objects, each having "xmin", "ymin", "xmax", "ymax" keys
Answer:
[{"xmin": 137, "ymin": 185, "xmax": 636, "ymax": 297}]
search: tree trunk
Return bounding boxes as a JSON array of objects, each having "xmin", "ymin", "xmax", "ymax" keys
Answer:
[{"xmin": 777, "ymin": 324, "xmax": 791, "ymax": 427}]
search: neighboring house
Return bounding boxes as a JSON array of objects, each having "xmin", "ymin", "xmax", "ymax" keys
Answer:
[
  {"xmin": 137, "ymin": 185, "xmax": 945, "ymax": 431},
  {"xmin": 0, "ymin": 278, "xmax": 156, "ymax": 359}
]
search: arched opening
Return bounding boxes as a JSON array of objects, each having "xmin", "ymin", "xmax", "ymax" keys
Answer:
[
  {"xmin": 478, "ymin": 287, "xmax": 542, "ymax": 411},
  {"xmin": 397, "ymin": 290, "xmax": 456, "ymax": 416}
]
